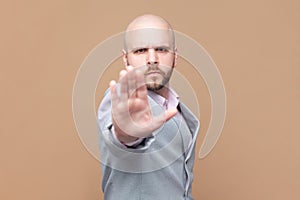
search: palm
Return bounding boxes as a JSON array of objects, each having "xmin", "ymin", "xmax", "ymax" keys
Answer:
[{"xmin": 110, "ymin": 66, "xmax": 176, "ymax": 140}]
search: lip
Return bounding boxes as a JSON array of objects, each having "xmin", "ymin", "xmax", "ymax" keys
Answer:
[{"xmin": 146, "ymin": 71, "xmax": 162, "ymax": 75}]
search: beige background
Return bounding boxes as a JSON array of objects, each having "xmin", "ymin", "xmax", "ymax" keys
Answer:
[{"xmin": 1, "ymin": 0, "xmax": 299, "ymax": 199}]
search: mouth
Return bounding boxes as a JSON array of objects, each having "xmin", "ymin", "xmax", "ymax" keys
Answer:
[{"xmin": 145, "ymin": 71, "xmax": 162, "ymax": 76}]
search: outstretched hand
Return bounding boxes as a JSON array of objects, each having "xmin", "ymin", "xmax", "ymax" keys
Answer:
[{"xmin": 110, "ymin": 66, "xmax": 177, "ymax": 144}]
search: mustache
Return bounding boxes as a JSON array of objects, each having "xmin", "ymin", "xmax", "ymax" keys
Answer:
[{"xmin": 144, "ymin": 64, "xmax": 168, "ymax": 75}]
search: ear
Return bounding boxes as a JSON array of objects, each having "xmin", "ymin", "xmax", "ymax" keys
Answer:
[
  {"xmin": 122, "ymin": 49, "xmax": 129, "ymax": 66},
  {"xmin": 173, "ymin": 47, "xmax": 178, "ymax": 68}
]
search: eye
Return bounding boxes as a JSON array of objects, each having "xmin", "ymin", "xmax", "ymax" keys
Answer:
[
  {"xmin": 133, "ymin": 48, "xmax": 147, "ymax": 54},
  {"xmin": 155, "ymin": 47, "xmax": 169, "ymax": 53}
]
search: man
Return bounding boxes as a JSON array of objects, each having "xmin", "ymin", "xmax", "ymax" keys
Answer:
[{"xmin": 98, "ymin": 14, "xmax": 200, "ymax": 200}]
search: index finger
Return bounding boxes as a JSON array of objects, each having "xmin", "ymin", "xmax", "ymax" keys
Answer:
[{"xmin": 135, "ymin": 69, "xmax": 147, "ymax": 100}]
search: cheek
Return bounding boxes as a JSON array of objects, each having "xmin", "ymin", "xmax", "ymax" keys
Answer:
[
  {"xmin": 159, "ymin": 55, "xmax": 175, "ymax": 66},
  {"xmin": 161, "ymin": 67, "xmax": 173, "ymax": 76}
]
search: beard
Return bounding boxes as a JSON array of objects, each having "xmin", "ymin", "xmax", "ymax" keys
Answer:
[
  {"xmin": 147, "ymin": 82, "xmax": 165, "ymax": 91},
  {"xmin": 126, "ymin": 60, "xmax": 175, "ymax": 92},
  {"xmin": 145, "ymin": 66, "xmax": 173, "ymax": 91},
  {"xmin": 146, "ymin": 75, "xmax": 170, "ymax": 91}
]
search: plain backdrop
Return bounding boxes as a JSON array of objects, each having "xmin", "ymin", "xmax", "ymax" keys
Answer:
[{"xmin": 1, "ymin": 0, "xmax": 299, "ymax": 199}]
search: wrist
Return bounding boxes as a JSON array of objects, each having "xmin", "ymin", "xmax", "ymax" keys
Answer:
[{"xmin": 113, "ymin": 124, "xmax": 139, "ymax": 144}]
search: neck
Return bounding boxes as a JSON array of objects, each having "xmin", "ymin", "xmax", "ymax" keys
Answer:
[{"xmin": 153, "ymin": 86, "xmax": 169, "ymax": 99}]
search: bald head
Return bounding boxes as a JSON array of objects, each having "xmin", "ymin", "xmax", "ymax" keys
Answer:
[
  {"xmin": 124, "ymin": 14, "xmax": 175, "ymax": 53},
  {"xmin": 126, "ymin": 14, "xmax": 173, "ymax": 31}
]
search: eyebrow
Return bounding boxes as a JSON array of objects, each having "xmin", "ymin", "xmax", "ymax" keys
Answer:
[{"xmin": 130, "ymin": 45, "xmax": 172, "ymax": 52}]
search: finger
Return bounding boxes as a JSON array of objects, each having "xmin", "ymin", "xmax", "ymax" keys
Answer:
[
  {"xmin": 109, "ymin": 80, "xmax": 119, "ymax": 107},
  {"xmin": 119, "ymin": 70, "xmax": 128, "ymax": 102},
  {"xmin": 135, "ymin": 69, "xmax": 147, "ymax": 100},
  {"xmin": 164, "ymin": 109, "xmax": 178, "ymax": 121},
  {"xmin": 150, "ymin": 109, "xmax": 178, "ymax": 130},
  {"xmin": 119, "ymin": 69, "xmax": 127, "ymax": 82},
  {"xmin": 125, "ymin": 65, "xmax": 131, "ymax": 71},
  {"xmin": 129, "ymin": 109, "xmax": 178, "ymax": 138},
  {"xmin": 126, "ymin": 66, "xmax": 136, "ymax": 98}
]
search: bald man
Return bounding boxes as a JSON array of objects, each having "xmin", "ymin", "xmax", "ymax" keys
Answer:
[{"xmin": 98, "ymin": 14, "xmax": 200, "ymax": 200}]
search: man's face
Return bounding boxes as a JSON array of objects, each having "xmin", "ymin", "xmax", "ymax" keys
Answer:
[{"xmin": 124, "ymin": 28, "xmax": 177, "ymax": 91}]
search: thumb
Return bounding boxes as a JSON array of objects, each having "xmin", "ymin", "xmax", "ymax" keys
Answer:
[
  {"xmin": 151, "ymin": 109, "xmax": 178, "ymax": 130},
  {"xmin": 164, "ymin": 109, "xmax": 178, "ymax": 121}
]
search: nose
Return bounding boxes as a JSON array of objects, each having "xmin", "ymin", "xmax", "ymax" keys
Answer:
[{"xmin": 146, "ymin": 48, "xmax": 158, "ymax": 66}]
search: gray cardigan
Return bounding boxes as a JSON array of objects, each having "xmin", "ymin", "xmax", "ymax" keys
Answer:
[{"xmin": 98, "ymin": 90, "xmax": 200, "ymax": 200}]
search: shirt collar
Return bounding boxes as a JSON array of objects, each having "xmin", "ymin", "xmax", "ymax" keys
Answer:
[{"xmin": 147, "ymin": 88, "xmax": 179, "ymax": 110}]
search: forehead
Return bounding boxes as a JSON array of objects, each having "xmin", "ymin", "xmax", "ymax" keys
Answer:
[{"xmin": 125, "ymin": 28, "xmax": 175, "ymax": 52}]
